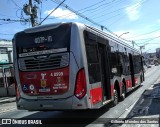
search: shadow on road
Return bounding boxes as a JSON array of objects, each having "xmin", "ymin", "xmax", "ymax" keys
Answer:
[
  {"xmin": 126, "ymin": 83, "xmax": 160, "ymax": 118},
  {"xmin": 21, "ymin": 102, "xmax": 113, "ymax": 126},
  {"xmin": 106, "ymin": 83, "xmax": 160, "ymax": 127}
]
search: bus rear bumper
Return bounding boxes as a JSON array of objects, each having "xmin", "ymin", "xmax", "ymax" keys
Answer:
[
  {"xmin": 16, "ymin": 96, "xmax": 90, "ymax": 111},
  {"xmin": 17, "ymin": 97, "xmax": 73, "ymax": 111}
]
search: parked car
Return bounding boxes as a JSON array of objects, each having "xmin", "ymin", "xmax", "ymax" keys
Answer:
[
  {"xmin": 147, "ymin": 64, "xmax": 151, "ymax": 68},
  {"xmin": 155, "ymin": 62, "xmax": 159, "ymax": 66}
]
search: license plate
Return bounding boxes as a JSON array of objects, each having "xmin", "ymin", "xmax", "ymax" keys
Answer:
[{"xmin": 39, "ymin": 88, "xmax": 50, "ymax": 92}]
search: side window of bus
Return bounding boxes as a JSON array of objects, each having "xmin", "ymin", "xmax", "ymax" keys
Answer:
[
  {"xmin": 109, "ymin": 41, "xmax": 118, "ymax": 74},
  {"xmin": 86, "ymin": 44, "xmax": 101, "ymax": 84},
  {"xmin": 124, "ymin": 54, "xmax": 130, "ymax": 75},
  {"xmin": 84, "ymin": 31, "xmax": 101, "ymax": 84},
  {"xmin": 126, "ymin": 49, "xmax": 131, "ymax": 74},
  {"xmin": 133, "ymin": 55, "xmax": 142, "ymax": 74},
  {"xmin": 119, "ymin": 46, "xmax": 130, "ymax": 75}
]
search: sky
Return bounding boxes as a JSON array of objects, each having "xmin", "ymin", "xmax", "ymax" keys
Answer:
[{"xmin": 0, "ymin": 0, "xmax": 160, "ymax": 53}]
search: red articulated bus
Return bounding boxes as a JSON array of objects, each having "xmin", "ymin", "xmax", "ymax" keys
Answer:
[{"xmin": 13, "ymin": 22, "xmax": 144, "ymax": 111}]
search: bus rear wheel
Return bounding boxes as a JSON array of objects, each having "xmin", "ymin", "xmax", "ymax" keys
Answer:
[
  {"xmin": 112, "ymin": 89, "xmax": 118, "ymax": 106},
  {"xmin": 120, "ymin": 82, "xmax": 126, "ymax": 101}
]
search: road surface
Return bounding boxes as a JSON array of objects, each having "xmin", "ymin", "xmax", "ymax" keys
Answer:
[{"xmin": 0, "ymin": 65, "xmax": 160, "ymax": 127}]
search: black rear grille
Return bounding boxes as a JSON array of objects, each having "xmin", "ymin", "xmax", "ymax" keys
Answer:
[{"xmin": 19, "ymin": 53, "xmax": 69, "ymax": 71}]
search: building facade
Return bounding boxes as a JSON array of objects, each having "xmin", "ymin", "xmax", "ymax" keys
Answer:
[
  {"xmin": 0, "ymin": 39, "xmax": 15, "ymax": 97},
  {"xmin": 0, "ymin": 39, "xmax": 13, "ymax": 63}
]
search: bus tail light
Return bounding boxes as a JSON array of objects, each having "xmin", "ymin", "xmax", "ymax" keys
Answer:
[{"xmin": 74, "ymin": 68, "xmax": 86, "ymax": 99}]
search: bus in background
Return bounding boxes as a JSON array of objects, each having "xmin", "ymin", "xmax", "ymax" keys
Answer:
[{"xmin": 13, "ymin": 22, "xmax": 144, "ymax": 111}]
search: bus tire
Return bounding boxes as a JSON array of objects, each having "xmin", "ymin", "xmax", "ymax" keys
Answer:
[
  {"xmin": 120, "ymin": 82, "xmax": 126, "ymax": 101},
  {"xmin": 112, "ymin": 89, "xmax": 118, "ymax": 106}
]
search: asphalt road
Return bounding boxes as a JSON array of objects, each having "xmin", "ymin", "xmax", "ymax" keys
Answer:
[{"xmin": 0, "ymin": 65, "xmax": 160, "ymax": 127}]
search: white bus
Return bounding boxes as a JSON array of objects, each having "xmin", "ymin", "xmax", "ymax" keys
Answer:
[{"xmin": 13, "ymin": 22, "xmax": 144, "ymax": 111}]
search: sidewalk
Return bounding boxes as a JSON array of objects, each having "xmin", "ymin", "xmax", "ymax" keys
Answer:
[
  {"xmin": 0, "ymin": 97, "xmax": 16, "ymax": 104},
  {"xmin": 110, "ymin": 78, "xmax": 160, "ymax": 127}
]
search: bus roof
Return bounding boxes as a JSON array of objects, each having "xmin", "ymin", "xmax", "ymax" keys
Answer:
[{"xmin": 15, "ymin": 22, "xmax": 140, "ymax": 54}]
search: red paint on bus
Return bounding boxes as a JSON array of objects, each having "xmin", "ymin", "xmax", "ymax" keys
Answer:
[
  {"xmin": 90, "ymin": 87, "xmax": 102, "ymax": 104},
  {"xmin": 19, "ymin": 67, "xmax": 69, "ymax": 95}
]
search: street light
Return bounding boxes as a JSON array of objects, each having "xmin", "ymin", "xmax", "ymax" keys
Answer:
[{"xmin": 118, "ymin": 32, "xmax": 129, "ymax": 38}]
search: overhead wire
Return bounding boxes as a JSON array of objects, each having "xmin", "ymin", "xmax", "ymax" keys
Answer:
[
  {"xmin": 45, "ymin": 0, "xmax": 125, "ymax": 21},
  {"xmin": 10, "ymin": 0, "xmax": 30, "ymax": 25},
  {"xmin": 0, "ymin": 13, "xmax": 17, "ymax": 19},
  {"xmin": 102, "ymin": 0, "xmax": 147, "ymax": 27},
  {"xmin": 0, "ymin": 22, "xmax": 16, "ymax": 25},
  {"xmin": 42, "ymin": 0, "xmax": 114, "ymax": 20},
  {"xmin": 93, "ymin": 12, "xmax": 122, "ymax": 23},
  {"xmin": 133, "ymin": 37, "xmax": 160, "ymax": 41},
  {"xmin": 0, "ymin": 18, "xmax": 29, "ymax": 23},
  {"xmin": 0, "ymin": 0, "xmax": 29, "ymax": 40},
  {"xmin": 0, "ymin": 32, "xmax": 14, "ymax": 35},
  {"xmin": 77, "ymin": 0, "xmax": 109, "ymax": 12},
  {"xmin": 20, "ymin": 10, "xmax": 28, "ymax": 25},
  {"xmin": 80, "ymin": 0, "xmax": 126, "ymax": 16},
  {"xmin": 88, "ymin": 0, "xmax": 143, "ymax": 27},
  {"xmin": 79, "ymin": 0, "xmax": 118, "ymax": 14},
  {"xmin": 10, "ymin": 0, "xmax": 22, "ymax": 9},
  {"xmin": 39, "ymin": 0, "xmax": 66, "ymax": 25},
  {"xmin": 88, "ymin": 0, "xmax": 139, "ymax": 21},
  {"xmin": 136, "ymin": 35, "xmax": 160, "ymax": 45},
  {"xmin": 126, "ymin": 28, "xmax": 160, "ymax": 39},
  {"xmin": 49, "ymin": 0, "xmax": 116, "ymax": 36},
  {"xmin": 108, "ymin": 0, "xmax": 149, "ymax": 27},
  {"xmin": 45, "ymin": 0, "xmax": 146, "ymax": 29},
  {"xmin": 16, "ymin": 9, "xmax": 23, "ymax": 18}
]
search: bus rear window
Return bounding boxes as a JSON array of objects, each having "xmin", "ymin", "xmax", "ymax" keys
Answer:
[{"xmin": 15, "ymin": 24, "xmax": 71, "ymax": 54}]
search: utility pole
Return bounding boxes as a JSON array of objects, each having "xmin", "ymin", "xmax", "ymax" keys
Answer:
[
  {"xmin": 29, "ymin": 0, "xmax": 35, "ymax": 27},
  {"xmin": 132, "ymin": 41, "xmax": 135, "ymax": 47},
  {"xmin": 140, "ymin": 46, "xmax": 144, "ymax": 55},
  {"xmin": 23, "ymin": 0, "xmax": 40, "ymax": 27}
]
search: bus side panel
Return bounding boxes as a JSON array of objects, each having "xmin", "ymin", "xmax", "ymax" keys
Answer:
[
  {"xmin": 13, "ymin": 36, "xmax": 24, "ymax": 99},
  {"xmin": 89, "ymin": 83, "xmax": 103, "ymax": 109},
  {"xmin": 90, "ymin": 85, "xmax": 103, "ymax": 105},
  {"xmin": 82, "ymin": 30, "xmax": 104, "ymax": 109},
  {"xmin": 124, "ymin": 75, "xmax": 132, "ymax": 92},
  {"xmin": 70, "ymin": 23, "xmax": 91, "ymax": 109}
]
